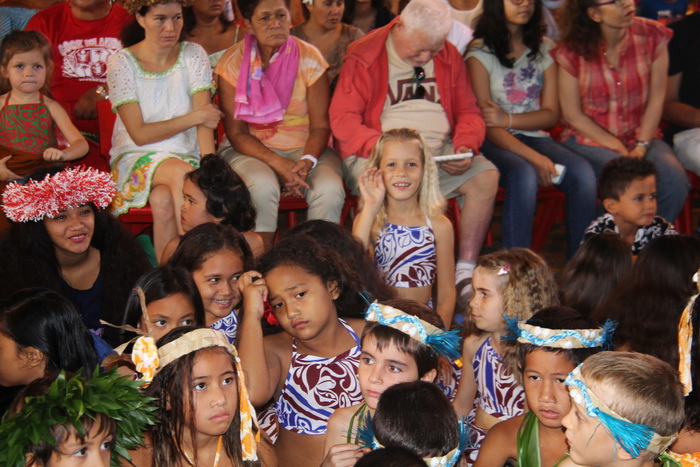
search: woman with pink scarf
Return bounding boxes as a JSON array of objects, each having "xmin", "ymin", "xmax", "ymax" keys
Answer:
[{"xmin": 215, "ymin": 0, "xmax": 344, "ymax": 250}]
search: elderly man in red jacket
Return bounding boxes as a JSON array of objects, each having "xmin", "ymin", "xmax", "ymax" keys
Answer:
[{"xmin": 330, "ymin": 0, "xmax": 498, "ymax": 307}]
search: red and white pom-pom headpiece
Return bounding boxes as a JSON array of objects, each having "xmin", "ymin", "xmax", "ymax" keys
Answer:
[{"xmin": 2, "ymin": 167, "xmax": 117, "ymax": 223}]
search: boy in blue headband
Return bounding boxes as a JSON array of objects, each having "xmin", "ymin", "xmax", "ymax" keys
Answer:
[
  {"xmin": 475, "ymin": 307, "xmax": 613, "ymax": 467},
  {"xmin": 562, "ymin": 352, "xmax": 684, "ymax": 467}
]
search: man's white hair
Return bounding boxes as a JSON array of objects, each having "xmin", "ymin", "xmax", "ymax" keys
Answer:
[{"xmin": 400, "ymin": 0, "xmax": 452, "ymax": 42}]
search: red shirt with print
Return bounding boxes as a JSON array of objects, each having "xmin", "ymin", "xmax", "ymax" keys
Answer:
[{"xmin": 26, "ymin": 2, "xmax": 132, "ymax": 136}]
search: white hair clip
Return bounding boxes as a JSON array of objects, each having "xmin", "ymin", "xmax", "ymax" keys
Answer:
[{"xmin": 497, "ymin": 264, "xmax": 511, "ymax": 276}]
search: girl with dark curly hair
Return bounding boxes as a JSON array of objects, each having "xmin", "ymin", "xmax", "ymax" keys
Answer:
[
  {"xmin": 0, "ymin": 166, "xmax": 152, "ymax": 347},
  {"xmin": 466, "ymin": 0, "xmax": 597, "ymax": 258},
  {"xmin": 161, "ymin": 153, "xmax": 263, "ymax": 263},
  {"xmin": 237, "ymin": 235, "xmax": 367, "ymax": 466}
]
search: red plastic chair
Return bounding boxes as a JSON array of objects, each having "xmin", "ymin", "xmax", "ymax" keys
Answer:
[
  {"xmin": 673, "ymin": 171, "xmax": 700, "ymax": 235},
  {"xmin": 446, "ymin": 186, "xmax": 564, "ymax": 252},
  {"xmin": 97, "ymin": 99, "xmax": 154, "ymax": 236}
]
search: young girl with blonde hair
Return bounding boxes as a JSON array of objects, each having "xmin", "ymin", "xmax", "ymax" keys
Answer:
[{"xmin": 353, "ymin": 128, "xmax": 455, "ymax": 326}]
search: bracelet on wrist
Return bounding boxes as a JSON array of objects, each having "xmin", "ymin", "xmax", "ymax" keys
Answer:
[
  {"xmin": 634, "ymin": 140, "xmax": 650, "ymax": 148},
  {"xmin": 300, "ymin": 154, "xmax": 318, "ymax": 169}
]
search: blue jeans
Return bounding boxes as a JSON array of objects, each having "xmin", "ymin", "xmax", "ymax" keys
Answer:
[
  {"xmin": 562, "ymin": 138, "xmax": 690, "ymax": 222},
  {"xmin": 481, "ymin": 135, "xmax": 597, "ymax": 258}
]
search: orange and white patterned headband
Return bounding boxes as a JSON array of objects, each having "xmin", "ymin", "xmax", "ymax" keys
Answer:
[{"xmin": 133, "ymin": 328, "xmax": 259, "ymax": 461}]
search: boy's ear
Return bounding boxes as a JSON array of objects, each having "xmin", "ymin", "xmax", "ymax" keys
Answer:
[
  {"xmin": 420, "ymin": 368, "xmax": 438, "ymax": 383},
  {"xmin": 327, "ymin": 281, "xmax": 340, "ymax": 300},
  {"xmin": 603, "ymin": 198, "xmax": 618, "ymax": 215},
  {"xmin": 614, "ymin": 444, "xmax": 635, "ymax": 461}
]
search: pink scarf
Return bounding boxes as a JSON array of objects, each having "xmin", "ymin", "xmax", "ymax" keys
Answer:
[{"xmin": 234, "ymin": 32, "xmax": 299, "ymax": 124}]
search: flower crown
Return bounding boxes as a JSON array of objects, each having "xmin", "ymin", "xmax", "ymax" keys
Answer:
[
  {"xmin": 132, "ymin": 328, "xmax": 260, "ymax": 461},
  {"xmin": 358, "ymin": 413, "xmax": 469, "ymax": 467},
  {"xmin": 0, "ymin": 369, "xmax": 156, "ymax": 467},
  {"xmin": 365, "ymin": 302, "xmax": 461, "ymax": 361},
  {"xmin": 503, "ymin": 315, "xmax": 616, "ymax": 349},
  {"xmin": 566, "ymin": 364, "xmax": 678, "ymax": 458},
  {"xmin": 2, "ymin": 167, "xmax": 116, "ymax": 222}
]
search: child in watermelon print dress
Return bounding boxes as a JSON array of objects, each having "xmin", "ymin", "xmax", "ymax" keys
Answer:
[{"xmin": 0, "ymin": 30, "xmax": 88, "ymax": 183}]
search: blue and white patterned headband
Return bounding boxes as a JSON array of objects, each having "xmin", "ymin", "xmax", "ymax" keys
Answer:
[
  {"xmin": 565, "ymin": 364, "xmax": 677, "ymax": 458},
  {"xmin": 358, "ymin": 413, "xmax": 468, "ymax": 467},
  {"xmin": 503, "ymin": 315, "xmax": 615, "ymax": 349},
  {"xmin": 365, "ymin": 302, "xmax": 461, "ymax": 361}
]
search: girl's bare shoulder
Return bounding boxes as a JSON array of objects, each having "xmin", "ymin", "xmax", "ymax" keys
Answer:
[
  {"xmin": 345, "ymin": 318, "xmax": 366, "ymax": 337},
  {"xmin": 462, "ymin": 333, "xmax": 487, "ymax": 359},
  {"xmin": 263, "ymin": 331, "xmax": 294, "ymax": 354},
  {"xmin": 326, "ymin": 404, "xmax": 357, "ymax": 438},
  {"xmin": 431, "ymin": 214, "xmax": 454, "ymax": 236}
]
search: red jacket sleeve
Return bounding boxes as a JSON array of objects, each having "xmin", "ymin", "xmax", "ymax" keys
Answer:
[{"xmin": 329, "ymin": 55, "xmax": 383, "ymax": 159}]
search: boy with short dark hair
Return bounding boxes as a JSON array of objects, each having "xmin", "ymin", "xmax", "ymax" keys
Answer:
[
  {"xmin": 583, "ymin": 157, "xmax": 677, "ymax": 255},
  {"xmin": 474, "ymin": 307, "xmax": 611, "ymax": 467},
  {"xmin": 560, "ymin": 351, "xmax": 685, "ymax": 467}
]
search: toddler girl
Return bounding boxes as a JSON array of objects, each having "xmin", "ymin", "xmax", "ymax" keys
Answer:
[
  {"xmin": 454, "ymin": 248, "xmax": 558, "ymax": 462},
  {"xmin": 119, "ymin": 265, "xmax": 205, "ymax": 343},
  {"xmin": 238, "ymin": 235, "xmax": 366, "ymax": 467},
  {"xmin": 130, "ymin": 326, "xmax": 260, "ymax": 466},
  {"xmin": 353, "ymin": 128, "xmax": 455, "ymax": 326},
  {"xmin": 0, "ymin": 31, "xmax": 88, "ymax": 183},
  {"xmin": 322, "ymin": 299, "xmax": 461, "ymax": 466},
  {"xmin": 168, "ymin": 222, "xmax": 253, "ymax": 342},
  {"xmin": 162, "ymin": 153, "xmax": 263, "ymax": 263},
  {"xmin": 0, "ymin": 369, "xmax": 154, "ymax": 466}
]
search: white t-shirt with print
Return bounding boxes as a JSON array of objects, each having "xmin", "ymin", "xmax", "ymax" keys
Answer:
[{"xmin": 381, "ymin": 34, "xmax": 452, "ymax": 154}]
